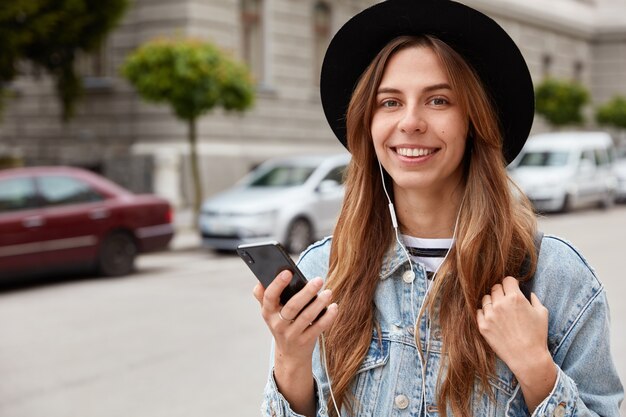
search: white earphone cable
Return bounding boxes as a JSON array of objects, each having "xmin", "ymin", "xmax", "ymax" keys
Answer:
[
  {"xmin": 320, "ymin": 333, "xmax": 341, "ymax": 417},
  {"xmin": 320, "ymin": 162, "xmax": 464, "ymax": 416}
]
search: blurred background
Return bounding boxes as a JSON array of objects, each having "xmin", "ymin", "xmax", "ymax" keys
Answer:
[{"xmin": 0, "ymin": 0, "xmax": 625, "ymax": 415}]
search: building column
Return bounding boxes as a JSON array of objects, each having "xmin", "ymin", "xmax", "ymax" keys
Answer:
[
  {"xmin": 262, "ymin": 0, "xmax": 274, "ymax": 88},
  {"xmin": 153, "ymin": 147, "xmax": 183, "ymax": 208}
]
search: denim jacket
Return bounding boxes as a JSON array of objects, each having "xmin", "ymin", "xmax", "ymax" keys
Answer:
[{"xmin": 262, "ymin": 235, "xmax": 624, "ymax": 416}]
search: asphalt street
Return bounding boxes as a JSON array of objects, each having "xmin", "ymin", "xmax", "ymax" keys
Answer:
[{"xmin": 0, "ymin": 205, "xmax": 624, "ymax": 416}]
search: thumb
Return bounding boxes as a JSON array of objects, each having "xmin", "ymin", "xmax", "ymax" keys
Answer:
[{"xmin": 530, "ymin": 292, "xmax": 543, "ymax": 308}]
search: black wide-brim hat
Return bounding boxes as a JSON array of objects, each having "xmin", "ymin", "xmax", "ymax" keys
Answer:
[{"xmin": 320, "ymin": 0, "xmax": 534, "ymax": 165}]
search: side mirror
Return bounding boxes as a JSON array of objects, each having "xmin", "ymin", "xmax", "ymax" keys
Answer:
[{"xmin": 316, "ymin": 179, "xmax": 340, "ymax": 194}]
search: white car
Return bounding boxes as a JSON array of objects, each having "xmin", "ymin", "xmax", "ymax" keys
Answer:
[
  {"xmin": 614, "ymin": 148, "xmax": 626, "ymax": 202},
  {"xmin": 199, "ymin": 153, "xmax": 350, "ymax": 253},
  {"xmin": 509, "ymin": 132, "xmax": 617, "ymax": 213}
]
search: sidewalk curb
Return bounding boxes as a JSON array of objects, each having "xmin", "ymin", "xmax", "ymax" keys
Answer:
[
  {"xmin": 171, "ymin": 208, "xmax": 202, "ymax": 251},
  {"xmin": 170, "ymin": 227, "xmax": 202, "ymax": 252}
]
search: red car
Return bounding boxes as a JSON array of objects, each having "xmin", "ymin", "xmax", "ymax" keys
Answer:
[{"xmin": 0, "ymin": 166, "xmax": 174, "ymax": 278}]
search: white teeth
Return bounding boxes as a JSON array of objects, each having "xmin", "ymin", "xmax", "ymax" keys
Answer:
[{"xmin": 396, "ymin": 147, "xmax": 434, "ymax": 157}]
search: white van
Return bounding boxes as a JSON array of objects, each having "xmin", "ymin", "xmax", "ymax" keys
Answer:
[{"xmin": 509, "ymin": 131, "xmax": 617, "ymax": 212}]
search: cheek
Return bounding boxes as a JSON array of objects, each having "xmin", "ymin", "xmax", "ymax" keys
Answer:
[
  {"xmin": 370, "ymin": 117, "xmax": 388, "ymax": 146},
  {"xmin": 443, "ymin": 117, "xmax": 469, "ymax": 151}
]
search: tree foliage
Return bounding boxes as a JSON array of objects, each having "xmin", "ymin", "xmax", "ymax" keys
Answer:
[
  {"xmin": 121, "ymin": 38, "xmax": 255, "ymax": 217},
  {"xmin": 535, "ymin": 78, "xmax": 590, "ymax": 127},
  {"xmin": 0, "ymin": 0, "xmax": 129, "ymax": 120},
  {"xmin": 122, "ymin": 39, "xmax": 255, "ymax": 120},
  {"xmin": 596, "ymin": 96, "xmax": 626, "ymax": 130}
]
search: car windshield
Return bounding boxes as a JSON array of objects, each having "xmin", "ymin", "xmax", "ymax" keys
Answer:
[
  {"xmin": 518, "ymin": 151, "xmax": 569, "ymax": 167},
  {"xmin": 248, "ymin": 165, "xmax": 316, "ymax": 187}
]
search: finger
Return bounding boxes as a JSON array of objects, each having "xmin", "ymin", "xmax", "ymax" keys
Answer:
[
  {"xmin": 502, "ymin": 276, "xmax": 521, "ymax": 295},
  {"xmin": 530, "ymin": 292, "xmax": 545, "ymax": 309},
  {"xmin": 481, "ymin": 294, "xmax": 493, "ymax": 310},
  {"xmin": 308, "ymin": 303, "xmax": 339, "ymax": 334},
  {"xmin": 263, "ymin": 270, "xmax": 293, "ymax": 312},
  {"xmin": 280, "ymin": 277, "xmax": 324, "ymax": 322},
  {"xmin": 531, "ymin": 293, "xmax": 549, "ymax": 320},
  {"xmin": 293, "ymin": 288, "xmax": 333, "ymax": 332},
  {"xmin": 476, "ymin": 308, "xmax": 487, "ymax": 334},
  {"xmin": 253, "ymin": 283, "xmax": 264, "ymax": 305},
  {"xmin": 490, "ymin": 282, "xmax": 505, "ymax": 303}
]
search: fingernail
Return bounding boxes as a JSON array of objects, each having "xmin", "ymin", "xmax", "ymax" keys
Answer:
[
  {"xmin": 280, "ymin": 271, "xmax": 291, "ymax": 282},
  {"xmin": 321, "ymin": 289, "xmax": 332, "ymax": 297},
  {"xmin": 329, "ymin": 303, "xmax": 338, "ymax": 311},
  {"xmin": 312, "ymin": 277, "xmax": 324, "ymax": 287}
]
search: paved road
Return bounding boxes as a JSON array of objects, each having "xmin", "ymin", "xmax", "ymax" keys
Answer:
[{"xmin": 0, "ymin": 206, "xmax": 624, "ymax": 416}]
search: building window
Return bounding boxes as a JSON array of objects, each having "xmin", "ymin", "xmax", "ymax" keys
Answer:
[
  {"xmin": 241, "ymin": 0, "xmax": 264, "ymax": 83},
  {"xmin": 76, "ymin": 45, "xmax": 114, "ymax": 90},
  {"xmin": 76, "ymin": 46, "xmax": 107, "ymax": 78},
  {"xmin": 574, "ymin": 61, "xmax": 584, "ymax": 82},
  {"xmin": 313, "ymin": 1, "xmax": 332, "ymax": 86},
  {"xmin": 542, "ymin": 54, "xmax": 552, "ymax": 78}
]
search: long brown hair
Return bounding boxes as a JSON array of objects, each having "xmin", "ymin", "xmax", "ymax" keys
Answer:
[{"xmin": 323, "ymin": 35, "xmax": 537, "ymax": 417}]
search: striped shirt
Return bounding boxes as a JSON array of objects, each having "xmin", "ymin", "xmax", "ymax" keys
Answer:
[{"xmin": 401, "ymin": 235, "xmax": 453, "ymax": 279}]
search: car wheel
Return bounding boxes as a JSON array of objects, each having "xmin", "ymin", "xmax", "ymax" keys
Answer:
[
  {"xmin": 97, "ymin": 231, "xmax": 138, "ymax": 277},
  {"xmin": 285, "ymin": 218, "xmax": 313, "ymax": 254}
]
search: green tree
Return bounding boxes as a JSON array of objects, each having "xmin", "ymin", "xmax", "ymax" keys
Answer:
[
  {"xmin": 0, "ymin": 0, "xmax": 129, "ymax": 120},
  {"xmin": 535, "ymin": 78, "xmax": 590, "ymax": 128},
  {"xmin": 596, "ymin": 96, "xmax": 626, "ymax": 130},
  {"xmin": 121, "ymin": 38, "xmax": 255, "ymax": 217}
]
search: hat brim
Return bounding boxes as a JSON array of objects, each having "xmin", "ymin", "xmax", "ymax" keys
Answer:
[{"xmin": 320, "ymin": 0, "xmax": 534, "ymax": 165}]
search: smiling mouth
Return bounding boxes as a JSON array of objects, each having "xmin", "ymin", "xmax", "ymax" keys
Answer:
[{"xmin": 393, "ymin": 147, "xmax": 439, "ymax": 157}]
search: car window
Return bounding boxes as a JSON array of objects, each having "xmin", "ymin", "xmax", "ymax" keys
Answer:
[
  {"xmin": 249, "ymin": 166, "xmax": 316, "ymax": 187},
  {"xmin": 594, "ymin": 148, "xmax": 609, "ymax": 166},
  {"xmin": 581, "ymin": 150, "xmax": 595, "ymax": 166},
  {"xmin": 0, "ymin": 177, "xmax": 39, "ymax": 213},
  {"xmin": 38, "ymin": 176, "xmax": 103, "ymax": 206},
  {"xmin": 518, "ymin": 151, "xmax": 569, "ymax": 167},
  {"xmin": 323, "ymin": 165, "xmax": 347, "ymax": 184}
]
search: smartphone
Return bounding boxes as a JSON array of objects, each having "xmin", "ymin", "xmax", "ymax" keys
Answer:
[
  {"xmin": 238, "ymin": 241, "xmax": 326, "ymax": 321},
  {"xmin": 237, "ymin": 241, "xmax": 311, "ymax": 306}
]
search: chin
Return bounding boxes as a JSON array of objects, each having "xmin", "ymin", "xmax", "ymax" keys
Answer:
[{"xmin": 391, "ymin": 177, "xmax": 432, "ymax": 192}]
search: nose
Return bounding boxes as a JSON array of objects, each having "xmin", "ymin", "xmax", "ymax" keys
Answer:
[{"xmin": 398, "ymin": 105, "xmax": 427, "ymax": 134}]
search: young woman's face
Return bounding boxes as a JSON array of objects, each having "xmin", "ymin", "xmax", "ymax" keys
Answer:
[{"xmin": 371, "ymin": 46, "xmax": 469, "ymax": 197}]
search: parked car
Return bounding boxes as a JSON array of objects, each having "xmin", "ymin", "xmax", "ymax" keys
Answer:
[
  {"xmin": 199, "ymin": 153, "xmax": 351, "ymax": 253},
  {"xmin": 509, "ymin": 131, "xmax": 617, "ymax": 212},
  {"xmin": 614, "ymin": 147, "xmax": 626, "ymax": 202},
  {"xmin": 0, "ymin": 166, "xmax": 174, "ymax": 279}
]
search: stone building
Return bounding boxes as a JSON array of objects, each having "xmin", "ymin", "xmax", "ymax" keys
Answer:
[{"xmin": 1, "ymin": 0, "xmax": 625, "ymax": 209}]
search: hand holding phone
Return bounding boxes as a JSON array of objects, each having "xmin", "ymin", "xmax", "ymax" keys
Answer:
[{"xmin": 237, "ymin": 241, "xmax": 325, "ymax": 318}]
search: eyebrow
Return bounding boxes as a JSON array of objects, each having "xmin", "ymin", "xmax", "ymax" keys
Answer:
[{"xmin": 377, "ymin": 83, "xmax": 452, "ymax": 95}]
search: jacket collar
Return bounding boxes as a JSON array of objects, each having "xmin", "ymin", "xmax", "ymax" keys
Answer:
[{"xmin": 380, "ymin": 240, "xmax": 411, "ymax": 280}]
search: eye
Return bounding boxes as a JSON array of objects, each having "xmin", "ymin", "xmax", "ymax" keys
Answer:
[
  {"xmin": 381, "ymin": 99, "xmax": 400, "ymax": 108},
  {"xmin": 429, "ymin": 97, "xmax": 449, "ymax": 106}
]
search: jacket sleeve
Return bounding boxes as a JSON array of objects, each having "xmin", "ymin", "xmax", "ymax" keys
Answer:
[
  {"xmin": 530, "ymin": 289, "xmax": 623, "ymax": 417},
  {"xmin": 261, "ymin": 341, "xmax": 331, "ymax": 417},
  {"xmin": 261, "ymin": 238, "xmax": 335, "ymax": 417}
]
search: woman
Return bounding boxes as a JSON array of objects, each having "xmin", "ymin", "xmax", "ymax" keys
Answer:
[{"xmin": 253, "ymin": 1, "xmax": 623, "ymax": 416}]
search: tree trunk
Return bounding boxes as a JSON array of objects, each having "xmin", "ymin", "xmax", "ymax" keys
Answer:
[{"xmin": 188, "ymin": 117, "xmax": 203, "ymax": 226}]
